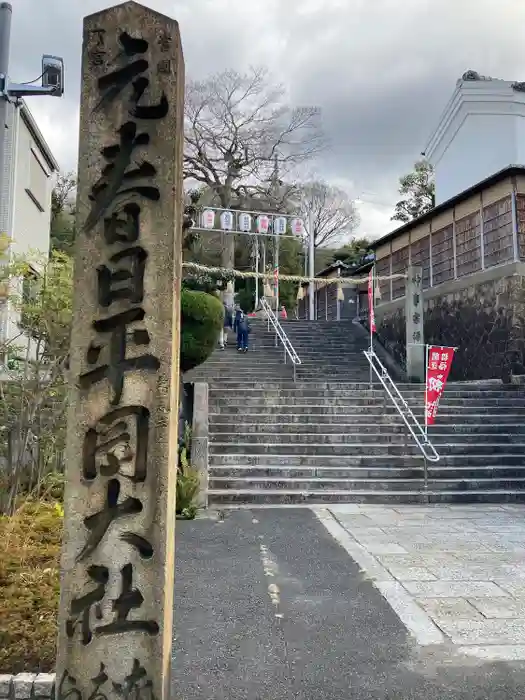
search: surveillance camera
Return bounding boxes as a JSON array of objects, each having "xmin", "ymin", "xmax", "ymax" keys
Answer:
[{"xmin": 42, "ymin": 55, "xmax": 64, "ymax": 97}]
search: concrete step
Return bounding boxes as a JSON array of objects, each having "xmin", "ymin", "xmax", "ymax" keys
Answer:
[
  {"xmin": 209, "ymin": 422, "xmax": 525, "ymax": 436},
  {"xmin": 207, "ymin": 489, "xmax": 525, "ymax": 505},
  {"xmin": 203, "ymin": 379, "xmax": 525, "ymax": 390},
  {"xmin": 208, "ymin": 412, "xmax": 525, "ymax": 425},
  {"xmin": 209, "ymin": 403, "xmax": 525, "ymax": 415},
  {"xmin": 207, "ymin": 387, "xmax": 524, "ymax": 400},
  {"xmin": 208, "ymin": 476, "xmax": 525, "ymax": 492},
  {"xmin": 209, "ymin": 396, "xmax": 525, "ymax": 408},
  {"xmin": 209, "ymin": 465, "xmax": 525, "ymax": 479},
  {"xmin": 210, "ymin": 431, "xmax": 522, "ymax": 445},
  {"xmin": 209, "ymin": 442, "xmax": 525, "ymax": 456},
  {"xmin": 209, "ymin": 453, "xmax": 524, "ymax": 467}
]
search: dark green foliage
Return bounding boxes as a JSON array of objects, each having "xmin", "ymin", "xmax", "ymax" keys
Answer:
[
  {"xmin": 235, "ymin": 281, "xmax": 255, "ymax": 313},
  {"xmin": 331, "ymin": 237, "xmax": 373, "ymax": 267},
  {"xmin": 392, "ymin": 160, "xmax": 435, "ymax": 224},
  {"xmin": 180, "ymin": 289, "xmax": 224, "ymax": 372}
]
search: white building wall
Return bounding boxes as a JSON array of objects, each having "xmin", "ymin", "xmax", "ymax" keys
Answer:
[
  {"xmin": 424, "ymin": 78, "xmax": 525, "ymax": 204},
  {"xmin": 1, "ymin": 102, "xmax": 57, "ymax": 363},
  {"xmin": 11, "ymin": 108, "xmax": 53, "ymax": 259}
]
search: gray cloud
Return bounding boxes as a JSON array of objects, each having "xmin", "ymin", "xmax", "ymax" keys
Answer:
[{"xmin": 8, "ymin": 0, "xmax": 525, "ymax": 238}]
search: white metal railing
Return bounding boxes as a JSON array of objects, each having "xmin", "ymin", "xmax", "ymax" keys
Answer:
[
  {"xmin": 260, "ymin": 297, "xmax": 302, "ymax": 381},
  {"xmin": 364, "ymin": 349, "xmax": 439, "ymax": 463}
]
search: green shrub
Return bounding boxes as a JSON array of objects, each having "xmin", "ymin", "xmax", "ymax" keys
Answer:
[
  {"xmin": 180, "ymin": 289, "xmax": 224, "ymax": 373},
  {"xmin": 176, "ymin": 469, "xmax": 199, "ymax": 519},
  {"xmin": 0, "ymin": 501, "xmax": 62, "ymax": 673}
]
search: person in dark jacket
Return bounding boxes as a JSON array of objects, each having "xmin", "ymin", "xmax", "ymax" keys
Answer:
[
  {"xmin": 233, "ymin": 307, "xmax": 250, "ymax": 352},
  {"xmin": 220, "ymin": 302, "xmax": 233, "ymax": 349}
]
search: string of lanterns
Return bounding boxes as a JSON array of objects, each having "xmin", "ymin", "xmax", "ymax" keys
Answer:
[{"xmin": 199, "ymin": 209, "xmax": 306, "ymax": 237}]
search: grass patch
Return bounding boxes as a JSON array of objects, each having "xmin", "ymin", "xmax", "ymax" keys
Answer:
[{"xmin": 0, "ymin": 500, "xmax": 62, "ymax": 673}]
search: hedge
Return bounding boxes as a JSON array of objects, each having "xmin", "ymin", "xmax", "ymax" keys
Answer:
[
  {"xmin": 0, "ymin": 501, "xmax": 62, "ymax": 673},
  {"xmin": 180, "ymin": 289, "xmax": 224, "ymax": 373}
]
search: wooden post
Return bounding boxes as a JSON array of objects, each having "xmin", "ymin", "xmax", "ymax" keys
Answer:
[{"xmin": 56, "ymin": 4, "xmax": 184, "ymax": 700}]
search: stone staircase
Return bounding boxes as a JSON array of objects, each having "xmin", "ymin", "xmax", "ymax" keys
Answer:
[{"xmin": 186, "ymin": 318, "xmax": 525, "ymax": 505}]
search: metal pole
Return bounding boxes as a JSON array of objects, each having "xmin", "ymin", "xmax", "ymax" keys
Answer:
[
  {"xmin": 274, "ymin": 218, "xmax": 279, "ymax": 314},
  {"xmin": 308, "ymin": 209, "xmax": 315, "ymax": 320},
  {"xmin": 254, "ymin": 235, "xmax": 259, "ymax": 308},
  {"xmin": 0, "ymin": 3, "xmax": 12, "ymax": 231},
  {"xmin": 424, "ymin": 343, "xmax": 429, "ymax": 438},
  {"xmin": 262, "ymin": 239, "xmax": 266, "ymax": 295},
  {"xmin": 369, "ymin": 266, "xmax": 374, "ymax": 390},
  {"xmin": 422, "ymin": 343, "xmax": 430, "ymax": 501}
]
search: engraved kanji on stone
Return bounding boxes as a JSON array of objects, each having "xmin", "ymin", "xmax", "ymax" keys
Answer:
[
  {"xmin": 95, "ymin": 31, "xmax": 168, "ymax": 121},
  {"xmin": 84, "ymin": 122, "xmax": 159, "ymax": 233},
  {"xmin": 79, "ymin": 307, "xmax": 160, "ymax": 406},
  {"xmin": 97, "ymin": 246, "xmax": 148, "ymax": 308},
  {"xmin": 95, "ymin": 564, "xmax": 159, "ymax": 637},
  {"xmin": 83, "ymin": 405, "xmax": 150, "ymax": 484}
]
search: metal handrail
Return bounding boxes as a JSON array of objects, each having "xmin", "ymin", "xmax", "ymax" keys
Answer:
[
  {"xmin": 364, "ymin": 349, "xmax": 439, "ymax": 463},
  {"xmin": 260, "ymin": 297, "xmax": 302, "ymax": 381}
]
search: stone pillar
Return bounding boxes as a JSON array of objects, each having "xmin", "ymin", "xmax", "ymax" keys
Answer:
[
  {"xmin": 56, "ymin": 5, "xmax": 184, "ymax": 700},
  {"xmin": 405, "ymin": 265, "xmax": 425, "ymax": 382},
  {"xmin": 191, "ymin": 382, "xmax": 209, "ymax": 509}
]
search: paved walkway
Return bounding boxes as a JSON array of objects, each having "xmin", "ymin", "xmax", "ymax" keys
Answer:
[
  {"xmin": 321, "ymin": 504, "xmax": 525, "ymax": 659},
  {"xmin": 172, "ymin": 507, "xmax": 525, "ymax": 699}
]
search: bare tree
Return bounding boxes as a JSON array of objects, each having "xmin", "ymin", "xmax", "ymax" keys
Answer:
[
  {"xmin": 184, "ymin": 67, "xmax": 325, "ymax": 273},
  {"xmin": 295, "ymin": 180, "xmax": 360, "ymax": 248},
  {"xmin": 50, "ymin": 172, "xmax": 77, "ymax": 253},
  {"xmin": 51, "ymin": 172, "xmax": 76, "ymax": 225}
]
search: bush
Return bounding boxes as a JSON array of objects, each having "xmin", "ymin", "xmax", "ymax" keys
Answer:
[
  {"xmin": 180, "ymin": 289, "xmax": 223, "ymax": 373},
  {"xmin": 0, "ymin": 501, "xmax": 62, "ymax": 673}
]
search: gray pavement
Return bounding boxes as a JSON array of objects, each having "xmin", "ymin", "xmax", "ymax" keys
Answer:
[
  {"xmin": 172, "ymin": 507, "xmax": 525, "ymax": 699},
  {"xmin": 323, "ymin": 504, "xmax": 525, "ymax": 657}
]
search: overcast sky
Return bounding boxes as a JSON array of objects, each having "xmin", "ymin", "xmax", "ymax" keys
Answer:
[{"xmin": 10, "ymin": 0, "xmax": 525, "ymax": 240}]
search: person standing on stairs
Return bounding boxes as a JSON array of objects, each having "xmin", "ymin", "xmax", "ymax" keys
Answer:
[
  {"xmin": 219, "ymin": 301, "xmax": 233, "ymax": 350},
  {"xmin": 234, "ymin": 305, "xmax": 250, "ymax": 352}
]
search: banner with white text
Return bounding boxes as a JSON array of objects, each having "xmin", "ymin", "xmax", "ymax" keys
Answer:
[{"xmin": 425, "ymin": 346, "xmax": 455, "ymax": 426}]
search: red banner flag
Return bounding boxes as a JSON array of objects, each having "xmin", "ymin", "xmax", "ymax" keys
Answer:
[
  {"xmin": 425, "ymin": 346, "xmax": 455, "ymax": 426},
  {"xmin": 368, "ymin": 269, "xmax": 376, "ymax": 333}
]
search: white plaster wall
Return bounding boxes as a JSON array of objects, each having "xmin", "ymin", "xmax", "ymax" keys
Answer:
[
  {"xmin": 433, "ymin": 113, "xmax": 517, "ymax": 204},
  {"xmin": 11, "ymin": 110, "xmax": 52, "ymax": 261},
  {"xmin": 4, "ymin": 106, "xmax": 54, "ymax": 362},
  {"xmin": 425, "ymin": 80, "xmax": 525, "ymax": 204}
]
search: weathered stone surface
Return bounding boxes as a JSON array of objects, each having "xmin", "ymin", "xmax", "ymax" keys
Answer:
[
  {"xmin": 12, "ymin": 675, "xmax": 33, "ymax": 700},
  {"xmin": 0, "ymin": 677, "xmax": 12, "ymax": 699},
  {"xmin": 415, "ymin": 597, "xmax": 482, "ymax": 620},
  {"xmin": 33, "ymin": 675, "xmax": 55, "ymax": 699},
  {"xmin": 191, "ymin": 382, "xmax": 208, "ymax": 508},
  {"xmin": 56, "ymin": 3, "xmax": 184, "ymax": 700},
  {"xmin": 405, "ymin": 265, "xmax": 424, "ymax": 381},
  {"xmin": 377, "ymin": 271, "xmax": 525, "ymax": 382}
]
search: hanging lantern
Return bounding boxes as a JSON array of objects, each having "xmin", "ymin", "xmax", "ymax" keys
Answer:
[
  {"xmin": 264, "ymin": 281, "xmax": 273, "ymax": 297},
  {"xmin": 291, "ymin": 218, "xmax": 305, "ymax": 236},
  {"xmin": 297, "ymin": 285, "xmax": 304, "ymax": 301},
  {"xmin": 220, "ymin": 211, "xmax": 234, "ymax": 230},
  {"xmin": 256, "ymin": 215, "xmax": 270, "ymax": 234},
  {"xmin": 238, "ymin": 213, "xmax": 252, "ymax": 232},
  {"xmin": 274, "ymin": 216, "xmax": 287, "ymax": 236},
  {"xmin": 337, "ymin": 282, "xmax": 345, "ymax": 301},
  {"xmin": 201, "ymin": 209, "xmax": 215, "ymax": 229},
  {"xmin": 374, "ymin": 276, "xmax": 382, "ymax": 300}
]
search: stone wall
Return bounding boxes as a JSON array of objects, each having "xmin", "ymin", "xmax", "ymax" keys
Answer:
[
  {"xmin": 376, "ymin": 273, "xmax": 525, "ymax": 382},
  {"xmin": 0, "ymin": 674, "xmax": 55, "ymax": 700}
]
